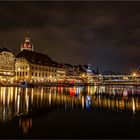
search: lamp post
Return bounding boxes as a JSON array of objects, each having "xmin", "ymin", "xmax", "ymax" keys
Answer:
[{"xmin": 132, "ymin": 72, "xmax": 137, "ymax": 86}]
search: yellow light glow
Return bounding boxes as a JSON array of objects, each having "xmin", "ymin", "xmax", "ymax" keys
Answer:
[
  {"xmin": 132, "ymin": 73, "xmax": 137, "ymax": 77},
  {"xmin": 82, "ymin": 74, "xmax": 85, "ymax": 77}
]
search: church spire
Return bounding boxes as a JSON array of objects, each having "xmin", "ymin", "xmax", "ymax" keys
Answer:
[{"xmin": 20, "ymin": 32, "xmax": 34, "ymax": 51}]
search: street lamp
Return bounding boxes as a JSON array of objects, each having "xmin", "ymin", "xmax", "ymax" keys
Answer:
[
  {"xmin": 132, "ymin": 72, "xmax": 138, "ymax": 86},
  {"xmin": 133, "ymin": 73, "xmax": 137, "ymax": 77}
]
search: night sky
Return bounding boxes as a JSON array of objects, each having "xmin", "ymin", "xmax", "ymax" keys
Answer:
[{"xmin": 0, "ymin": 1, "xmax": 140, "ymax": 73}]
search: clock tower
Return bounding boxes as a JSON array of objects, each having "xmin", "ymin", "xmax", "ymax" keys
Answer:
[{"xmin": 21, "ymin": 36, "xmax": 34, "ymax": 51}]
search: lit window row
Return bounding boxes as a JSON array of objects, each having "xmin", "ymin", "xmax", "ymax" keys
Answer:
[
  {"xmin": 31, "ymin": 72, "xmax": 56, "ymax": 77},
  {"xmin": 31, "ymin": 66, "xmax": 56, "ymax": 72},
  {"xmin": 16, "ymin": 72, "xmax": 28, "ymax": 76},
  {"xmin": 16, "ymin": 66, "xmax": 28, "ymax": 70},
  {"xmin": 0, "ymin": 66, "xmax": 13, "ymax": 70}
]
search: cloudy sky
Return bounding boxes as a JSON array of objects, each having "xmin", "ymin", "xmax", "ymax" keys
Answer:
[{"xmin": 0, "ymin": 1, "xmax": 140, "ymax": 72}]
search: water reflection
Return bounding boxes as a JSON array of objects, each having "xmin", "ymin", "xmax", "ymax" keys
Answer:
[
  {"xmin": 19, "ymin": 117, "xmax": 32, "ymax": 135},
  {"xmin": 0, "ymin": 85, "xmax": 140, "ymax": 134}
]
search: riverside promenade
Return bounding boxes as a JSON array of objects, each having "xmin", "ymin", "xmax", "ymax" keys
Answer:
[{"xmin": 0, "ymin": 82, "xmax": 95, "ymax": 87}]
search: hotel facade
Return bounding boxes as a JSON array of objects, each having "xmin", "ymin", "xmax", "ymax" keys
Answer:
[
  {"xmin": 0, "ymin": 47, "xmax": 15, "ymax": 83},
  {"xmin": 15, "ymin": 36, "xmax": 66, "ymax": 83}
]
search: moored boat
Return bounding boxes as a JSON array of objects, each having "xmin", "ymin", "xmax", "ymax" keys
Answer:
[{"xmin": 20, "ymin": 81, "xmax": 33, "ymax": 88}]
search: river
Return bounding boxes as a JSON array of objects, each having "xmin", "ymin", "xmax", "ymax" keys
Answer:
[{"xmin": 0, "ymin": 85, "xmax": 140, "ymax": 138}]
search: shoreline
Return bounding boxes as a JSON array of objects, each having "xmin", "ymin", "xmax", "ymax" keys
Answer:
[{"xmin": 0, "ymin": 82, "xmax": 96, "ymax": 87}]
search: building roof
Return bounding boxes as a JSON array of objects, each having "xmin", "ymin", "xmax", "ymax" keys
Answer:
[
  {"xmin": 0, "ymin": 47, "xmax": 11, "ymax": 53},
  {"xmin": 16, "ymin": 49, "xmax": 64, "ymax": 68}
]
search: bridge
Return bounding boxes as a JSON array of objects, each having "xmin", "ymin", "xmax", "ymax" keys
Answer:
[{"xmin": 102, "ymin": 74, "xmax": 140, "ymax": 85}]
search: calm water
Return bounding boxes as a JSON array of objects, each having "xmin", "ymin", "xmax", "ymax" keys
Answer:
[{"xmin": 0, "ymin": 85, "xmax": 140, "ymax": 138}]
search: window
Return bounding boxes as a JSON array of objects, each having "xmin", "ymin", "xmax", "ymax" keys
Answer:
[
  {"xmin": 46, "ymin": 74, "xmax": 47, "ymax": 77},
  {"xmin": 32, "ymin": 72, "xmax": 33, "ymax": 76},
  {"xmin": 35, "ymin": 73, "xmax": 37, "ymax": 77},
  {"xmin": 26, "ymin": 72, "xmax": 27, "ymax": 76}
]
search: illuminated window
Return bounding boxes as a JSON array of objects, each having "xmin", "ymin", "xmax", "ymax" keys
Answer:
[{"xmin": 42, "ymin": 73, "xmax": 44, "ymax": 77}]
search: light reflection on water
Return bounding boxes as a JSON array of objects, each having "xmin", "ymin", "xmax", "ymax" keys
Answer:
[{"xmin": 0, "ymin": 85, "xmax": 140, "ymax": 135}]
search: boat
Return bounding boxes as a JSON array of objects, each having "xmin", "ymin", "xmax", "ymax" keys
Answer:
[{"xmin": 20, "ymin": 81, "xmax": 33, "ymax": 88}]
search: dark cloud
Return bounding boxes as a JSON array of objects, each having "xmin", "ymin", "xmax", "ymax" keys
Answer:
[{"xmin": 0, "ymin": 1, "xmax": 140, "ymax": 72}]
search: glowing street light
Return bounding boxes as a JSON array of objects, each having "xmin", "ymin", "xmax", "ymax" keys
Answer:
[
  {"xmin": 132, "ymin": 71, "xmax": 138, "ymax": 77},
  {"xmin": 82, "ymin": 74, "xmax": 85, "ymax": 77}
]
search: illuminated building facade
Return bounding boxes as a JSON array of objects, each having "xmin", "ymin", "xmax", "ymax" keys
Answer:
[
  {"xmin": 0, "ymin": 48, "xmax": 15, "ymax": 82},
  {"xmin": 21, "ymin": 36, "xmax": 33, "ymax": 51},
  {"xmin": 15, "ymin": 50, "xmax": 66, "ymax": 83}
]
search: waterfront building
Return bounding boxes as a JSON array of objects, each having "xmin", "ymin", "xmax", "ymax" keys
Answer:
[
  {"xmin": 0, "ymin": 47, "xmax": 15, "ymax": 83},
  {"xmin": 64, "ymin": 63, "xmax": 78, "ymax": 76},
  {"xmin": 15, "ymin": 50, "xmax": 66, "ymax": 83}
]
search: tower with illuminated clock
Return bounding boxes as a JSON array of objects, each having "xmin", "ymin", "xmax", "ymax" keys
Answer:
[{"xmin": 20, "ymin": 36, "xmax": 34, "ymax": 51}]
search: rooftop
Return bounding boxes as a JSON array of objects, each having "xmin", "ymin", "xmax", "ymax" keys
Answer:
[
  {"xmin": 0, "ymin": 47, "xmax": 11, "ymax": 53},
  {"xmin": 16, "ymin": 50, "xmax": 64, "ymax": 68}
]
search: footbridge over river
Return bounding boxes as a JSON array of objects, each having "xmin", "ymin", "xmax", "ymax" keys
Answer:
[{"xmin": 102, "ymin": 74, "xmax": 140, "ymax": 85}]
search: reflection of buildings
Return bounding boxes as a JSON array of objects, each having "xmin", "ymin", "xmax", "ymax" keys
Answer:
[
  {"xmin": 19, "ymin": 117, "xmax": 32, "ymax": 134},
  {"xmin": 0, "ymin": 86, "xmax": 139, "ymax": 123},
  {"xmin": 0, "ymin": 47, "xmax": 15, "ymax": 83}
]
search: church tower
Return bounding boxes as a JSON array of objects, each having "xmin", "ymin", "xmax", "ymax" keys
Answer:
[{"xmin": 21, "ymin": 36, "xmax": 34, "ymax": 51}]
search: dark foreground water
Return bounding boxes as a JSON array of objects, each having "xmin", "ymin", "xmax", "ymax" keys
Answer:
[{"xmin": 0, "ymin": 85, "xmax": 140, "ymax": 138}]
